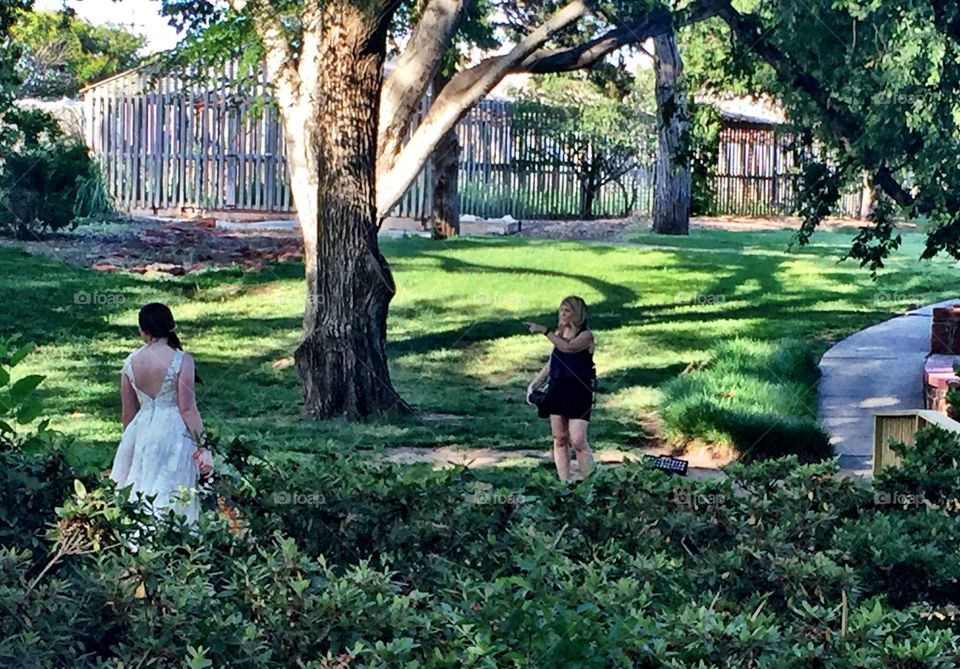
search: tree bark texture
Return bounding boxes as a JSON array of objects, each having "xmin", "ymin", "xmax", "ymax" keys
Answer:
[
  {"xmin": 652, "ymin": 31, "xmax": 692, "ymax": 236},
  {"xmin": 578, "ymin": 160, "xmax": 599, "ymax": 220},
  {"xmin": 860, "ymin": 171, "xmax": 876, "ymax": 219},
  {"xmin": 280, "ymin": 6, "xmax": 406, "ymax": 419},
  {"xmin": 430, "ymin": 71, "xmax": 461, "ymax": 238}
]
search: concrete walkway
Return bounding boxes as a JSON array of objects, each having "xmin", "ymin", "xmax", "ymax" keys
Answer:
[{"xmin": 818, "ymin": 299, "xmax": 958, "ymax": 475}]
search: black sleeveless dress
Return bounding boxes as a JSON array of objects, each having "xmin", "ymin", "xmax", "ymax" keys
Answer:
[{"xmin": 544, "ymin": 340, "xmax": 595, "ymax": 421}]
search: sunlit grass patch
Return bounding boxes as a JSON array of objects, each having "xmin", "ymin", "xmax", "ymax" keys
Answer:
[{"xmin": 1, "ymin": 223, "xmax": 957, "ymax": 471}]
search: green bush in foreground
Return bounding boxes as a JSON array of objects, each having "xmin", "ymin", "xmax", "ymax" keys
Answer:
[
  {"xmin": 4, "ymin": 341, "xmax": 960, "ymax": 667},
  {"xmin": 659, "ymin": 338, "xmax": 832, "ymax": 461},
  {"xmin": 4, "ymin": 425, "xmax": 960, "ymax": 667}
]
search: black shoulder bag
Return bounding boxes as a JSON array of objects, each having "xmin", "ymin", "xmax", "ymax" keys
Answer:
[{"xmin": 530, "ymin": 381, "xmax": 550, "ymax": 419}]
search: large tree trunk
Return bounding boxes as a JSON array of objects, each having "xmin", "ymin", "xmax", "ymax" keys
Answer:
[
  {"xmin": 652, "ymin": 31, "xmax": 691, "ymax": 235},
  {"xmin": 282, "ymin": 8, "xmax": 407, "ymax": 419},
  {"xmin": 429, "ymin": 71, "xmax": 460, "ymax": 239}
]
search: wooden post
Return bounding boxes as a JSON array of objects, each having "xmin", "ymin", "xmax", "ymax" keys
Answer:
[{"xmin": 873, "ymin": 410, "xmax": 960, "ymax": 475}]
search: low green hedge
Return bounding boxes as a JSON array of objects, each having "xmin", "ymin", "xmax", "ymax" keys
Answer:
[
  {"xmin": 5, "ymin": 342, "xmax": 960, "ymax": 667},
  {"xmin": 5, "ymin": 428, "xmax": 960, "ymax": 667}
]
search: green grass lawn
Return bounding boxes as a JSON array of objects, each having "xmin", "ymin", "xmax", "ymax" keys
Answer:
[{"xmin": 1, "ymin": 224, "xmax": 957, "ymax": 473}]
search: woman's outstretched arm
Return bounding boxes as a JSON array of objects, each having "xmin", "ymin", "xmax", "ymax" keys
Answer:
[
  {"xmin": 177, "ymin": 354, "xmax": 204, "ymax": 437},
  {"xmin": 120, "ymin": 374, "xmax": 138, "ymax": 429}
]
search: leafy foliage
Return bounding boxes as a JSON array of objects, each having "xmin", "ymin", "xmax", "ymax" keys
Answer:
[
  {"xmin": 0, "ymin": 0, "xmax": 32, "ymax": 136},
  {"xmin": 0, "ymin": 334, "xmax": 53, "ymax": 451},
  {"xmin": 0, "ymin": 107, "xmax": 111, "ymax": 238},
  {"xmin": 6, "ymin": 415, "xmax": 960, "ymax": 665},
  {"xmin": 684, "ymin": 101, "xmax": 722, "ymax": 216},
  {"xmin": 679, "ymin": 0, "xmax": 960, "ymax": 270},
  {"xmin": 0, "ymin": 338, "xmax": 79, "ymax": 561},
  {"xmin": 0, "ymin": 3, "xmax": 112, "ymax": 239},
  {"xmin": 10, "ymin": 9, "xmax": 145, "ymax": 98},
  {"xmin": 876, "ymin": 426, "xmax": 960, "ymax": 511}
]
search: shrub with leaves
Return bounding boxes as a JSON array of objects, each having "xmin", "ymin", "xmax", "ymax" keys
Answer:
[
  {"xmin": 0, "ymin": 335, "xmax": 49, "ymax": 449},
  {"xmin": 0, "ymin": 107, "xmax": 111, "ymax": 239},
  {"xmin": 0, "ymin": 337, "xmax": 84, "ymax": 561},
  {"xmin": 875, "ymin": 426, "xmax": 960, "ymax": 511},
  {"xmin": 6, "ymin": 366, "xmax": 960, "ymax": 666}
]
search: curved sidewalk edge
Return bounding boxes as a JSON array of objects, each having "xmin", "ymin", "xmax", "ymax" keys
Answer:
[{"xmin": 817, "ymin": 299, "xmax": 959, "ymax": 476}]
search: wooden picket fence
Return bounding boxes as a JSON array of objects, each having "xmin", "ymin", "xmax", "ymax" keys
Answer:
[
  {"xmin": 82, "ymin": 64, "xmax": 432, "ymax": 218},
  {"xmin": 715, "ymin": 122, "xmax": 863, "ymax": 217},
  {"xmin": 84, "ymin": 64, "xmax": 290, "ymax": 214},
  {"xmin": 81, "ymin": 65, "xmax": 864, "ymax": 220},
  {"xmin": 457, "ymin": 100, "xmax": 653, "ymax": 219}
]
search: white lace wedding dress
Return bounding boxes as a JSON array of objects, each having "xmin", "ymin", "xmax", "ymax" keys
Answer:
[{"xmin": 109, "ymin": 347, "xmax": 201, "ymax": 524}]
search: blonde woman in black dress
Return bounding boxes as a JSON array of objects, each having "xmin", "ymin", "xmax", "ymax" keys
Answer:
[{"xmin": 525, "ymin": 296, "xmax": 596, "ymax": 481}]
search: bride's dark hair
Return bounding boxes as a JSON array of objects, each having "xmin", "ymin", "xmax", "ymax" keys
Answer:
[{"xmin": 139, "ymin": 302, "xmax": 202, "ymax": 383}]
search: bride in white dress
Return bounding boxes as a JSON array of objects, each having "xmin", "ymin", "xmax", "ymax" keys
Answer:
[{"xmin": 109, "ymin": 303, "xmax": 213, "ymax": 524}]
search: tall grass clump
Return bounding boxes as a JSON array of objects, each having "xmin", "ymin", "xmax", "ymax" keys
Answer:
[{"xmin": 659, "ymin": 338, "xmax": 831, "ymax": 462}]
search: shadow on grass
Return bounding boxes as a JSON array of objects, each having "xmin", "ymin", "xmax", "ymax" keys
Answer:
[
  {"xmin": 599, "ymin": 363, "xmax": 691, "ymax": 395},
  {"xmin": 387, "ymin": 248, "xmax": 817, "ymax": 356},
  {"xmin": 3, "ymin": 233, "xmax": 955, "ymax": 472}
]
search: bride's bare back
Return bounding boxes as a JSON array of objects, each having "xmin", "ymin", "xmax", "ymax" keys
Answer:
[
  {"xmin": 129, "ymin": 343, "xmax": 179, "ymax": 399},
  {"xmin": 120, "ymin": 341, "xmax": 203, "ymax": 440}
]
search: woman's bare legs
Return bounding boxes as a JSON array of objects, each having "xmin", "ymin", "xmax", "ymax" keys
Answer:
[
  {"xmin": 550, "ymin": 415, "xmax": 571, "ymax": 481},
  {"xmin": 568, "ymin": 419, "xmax": 594, "ymax": 477}
]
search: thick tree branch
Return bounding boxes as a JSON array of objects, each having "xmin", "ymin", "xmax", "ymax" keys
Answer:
[
  {"xmin": 378, "ymin": 0, "xmax": 469, "ymax": 178},
  {"xmin": 511, "ymin": 0, "xmax": 732, "ymax": 75},
  {"xmin": 376, "ymin": 0, "xmax": 591, "ymax": 217},
  {"xmin": 510, "ymin": 8, "xmax": 674, "ymax": 74},
  {"xmin": 374, "ymin": 0, "xmax": 731, "ymax": 217},
  {"xmin": 297, "ymin": 2, "xmax": 325, "ymax": 96}
]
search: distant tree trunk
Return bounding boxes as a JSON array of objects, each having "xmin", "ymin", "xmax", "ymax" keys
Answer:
[
  {"xmin": 652, "ymin": 30, "xmax": 691, "ymax": 235},
  {"xmin": 860, "ymin": 171, "xmax": 875, "ymax": 219},
  {"xmin": 578, "ymin": 159, "xmax": 600, "ymax": 220},
  {"xmin": 282, "ymin": 6, "xmax": 407, "ymax": 419},
  {"xmin": 429, "ymin": 71, "xmax": 460, "ymax": 238},
  {"xmin": 579, "ymin": 182, "xmax": 596, "ymax": 220}
]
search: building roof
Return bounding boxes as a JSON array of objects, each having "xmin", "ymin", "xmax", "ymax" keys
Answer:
[{"xmin": 710, "ymin": 96, "xmax": 786, "ymax": 126}]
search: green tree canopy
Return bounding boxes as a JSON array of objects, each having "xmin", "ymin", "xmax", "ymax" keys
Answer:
[
  {"xmin": 11, "ymin": 9, "xmax": 146, "ymax": 98},
  {"xmin": 674, "ymin": 0, "xmax": 960, "ymax": 270},
  {"xmin": 1, "ymin": 0, "xmax": 31, "ymax": 117}
]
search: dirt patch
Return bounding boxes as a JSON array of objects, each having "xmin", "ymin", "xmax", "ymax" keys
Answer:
[
  {"xmin": 517, "ymin": 214, "xmax": 901, "ymax": 242},
  {"xmin": 690, "ymin": 214, "xmax": 880, "ymax": 233},
  {"xmin": 0, "ymin": 213, "xmax": 898, "ymax": 275},
  {"xmin": 382, "ymin": 446, "xmax": 725, "ymax": 480},
  {"xmin": 518, "ymin": 218, "xmax": 645, "ymax": 241},
  {"xmin": 0, "ymin": 217, "xmax": 303, "ymax": 275}
]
